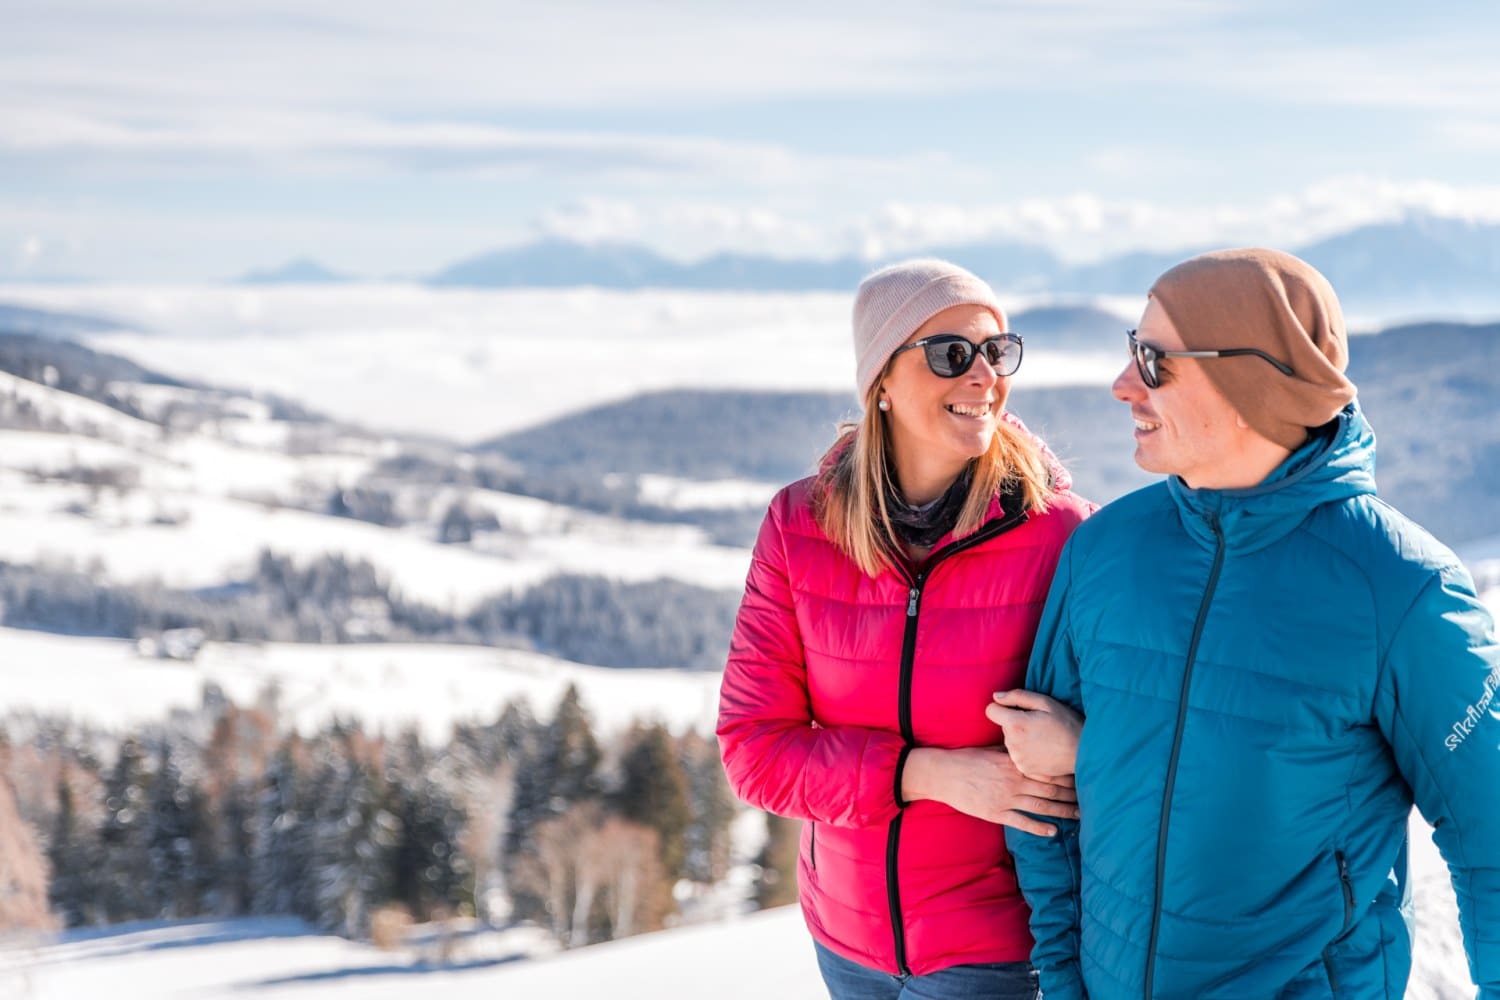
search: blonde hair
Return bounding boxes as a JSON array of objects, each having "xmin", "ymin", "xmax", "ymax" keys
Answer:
[{"xmin": 813, "ymin": 383, "xmax": 1053, "ymax": 578}]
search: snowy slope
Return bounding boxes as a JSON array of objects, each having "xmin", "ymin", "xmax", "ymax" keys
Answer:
[
  {"xmin": 0, "ymin": 371, "xmax": 753, "ymax": 607},
  {"xmin": 0, "ymin": 627, "xmax": 722, "ymax": 741}
]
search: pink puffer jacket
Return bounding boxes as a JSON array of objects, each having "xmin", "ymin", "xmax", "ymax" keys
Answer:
[{"xmin": 718, "ymin": 474, "xmax": 1090, "ymax": 975}]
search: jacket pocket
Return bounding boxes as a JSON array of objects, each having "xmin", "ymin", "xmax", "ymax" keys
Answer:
[
  {"xmin": 1322, "ymin": 851, "xmax": 1357, "ymax": 993},
  {"xmin": 808, "ymin": 821, "xmax": 817, "ymax": 870}
]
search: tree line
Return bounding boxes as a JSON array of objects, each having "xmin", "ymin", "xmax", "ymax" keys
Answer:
[
  {"xmin": 0, "ymin": 684, "xmax": 781, "ymax": 946},
  {"xmin": 0, "ymin": 553, "xmax": 739, "ymax": 669}
]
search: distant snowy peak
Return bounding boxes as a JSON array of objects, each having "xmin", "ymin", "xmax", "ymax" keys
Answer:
[{"xmin": 415, "ymin": 216, "xmax": 1500, "ymax": 312}]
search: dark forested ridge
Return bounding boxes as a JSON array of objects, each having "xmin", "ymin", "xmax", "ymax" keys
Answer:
[{"xmin": 484, "ymin": 320, "xmax": 1500, "ymax": 547}]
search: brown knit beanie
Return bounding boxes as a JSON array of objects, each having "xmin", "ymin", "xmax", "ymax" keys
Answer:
[
  {"xmin": 1148, "ymin": 248, "xmax": 1357, "ymax": 450},
  {"xmin": 852, "ymin": 258, "xmax": 1006, "ymax": 402}
]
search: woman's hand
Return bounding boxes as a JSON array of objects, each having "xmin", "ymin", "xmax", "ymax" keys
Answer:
[
  {"xmin": 900, "ymin": 746, "xmax": 1078, "ymax": 837},
  {"xmin": 986, "ymin": 689, "xmax": 1083, "ymax": 783}
]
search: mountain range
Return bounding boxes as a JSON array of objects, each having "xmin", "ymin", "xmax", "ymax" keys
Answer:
[
  {"xmin": 485, "ymin": 319, "xmax": 1500, "ymax": 549},
  {"xmin": 240, "ymin": 215, "xmax": 1500, "ymax": 315}
]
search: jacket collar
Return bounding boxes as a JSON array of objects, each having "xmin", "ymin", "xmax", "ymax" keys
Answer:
[{"xmin": 1166, "ymin": 403, "xmax": 1376, "ymax": 552}]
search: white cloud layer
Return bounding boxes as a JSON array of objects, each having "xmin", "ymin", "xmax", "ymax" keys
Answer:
[
  {"xmin": 7, "ymin": 176, "xmax": 1500, "ymax": 281},
  {"xmin": 527, "ymin": 178, "xmax": 1500, "ymax": 264}
]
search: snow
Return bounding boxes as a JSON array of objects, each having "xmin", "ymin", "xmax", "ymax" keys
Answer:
[
  {"xmin": 0, "ymin": 626, "xmax": 723, "ymax": 742},
  {"xmin": 0, "ymin": 383, "xmax": 754, "ymax": 609},
  {"xmin": 0, "ymin": 284, "xmax": 1126, "ymax": 440},
  {"xmin": 0, "ymin": 908, "xmax": 820, "ymax": 1000},
  {"xmin": 0, "ymin": 371, "xmax": 162, "ymax": 448},
  {"xmin": 0, "ymin": 847, "xmax": 1478, "ymax": 1000},
  {"xmin": 0, "ymin": 482, "xmax": 750, "ymax": 609},
  {"xmin": 634, "ymin": 473, "xmax": 781, "ymax": 511}
]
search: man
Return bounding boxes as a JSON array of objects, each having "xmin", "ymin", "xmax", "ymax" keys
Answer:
[{"xmin": 996, "ymin": 248, "xmax": 1500, "ymax": 998}]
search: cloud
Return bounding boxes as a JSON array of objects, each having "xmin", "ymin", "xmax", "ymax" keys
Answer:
[
  {"xmin": 1434, "ymin": 118, "xmax": 1500, "ymax": 152},
  {"xmin": 8, "ymin": 174, "xmax": 1500, "ymax": 281},
  {"xmin": 533, "ymin": 199, "xmax": 829, "ymax": 260},
  {"xmin": 0, "ymin": 1, "xmax": 1237, "ymax": 116},
  {"xmin": 848, "ymin": 178, "xmax": 1500, "ymax": 262},
  {"xmin": 0, "ymin": 105, "xmax": 965, "ymax": 195}
]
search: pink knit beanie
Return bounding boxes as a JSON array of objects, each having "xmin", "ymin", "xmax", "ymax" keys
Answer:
[{"xmin": 852, "ymin": 258, "xmax": 1007, "ymax": 402}]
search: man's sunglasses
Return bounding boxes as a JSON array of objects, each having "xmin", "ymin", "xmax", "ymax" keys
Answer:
[
  {"xmin": 891, "ymin": 333, "xmax": 1024, "ymax": 379},
  {"xmin": 1127, "ymin": 329, "xmax": 1294, "ymax": 389}
]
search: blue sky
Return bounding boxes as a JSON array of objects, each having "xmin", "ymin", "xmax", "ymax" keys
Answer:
[{"xmin": 5, "ymin": 0, "xmax": 1500, "ymax": 280}]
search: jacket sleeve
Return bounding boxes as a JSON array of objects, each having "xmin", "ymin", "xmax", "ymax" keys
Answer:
[
  {"xmin": 716, "ymin": 493, "xmax": 909, "ymax": 828},
  {"xmin": 1005, "ymin": 538, "xmax": 1088, "ymax": 1000},
  {"xmin": 1375, "ymin": 560, "xmax": 1500, "ymax": 999}
]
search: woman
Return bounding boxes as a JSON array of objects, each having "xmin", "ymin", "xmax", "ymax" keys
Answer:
[{"xmin": 718, "ymin": 258, "xmax": 1092, "ymax": 999}]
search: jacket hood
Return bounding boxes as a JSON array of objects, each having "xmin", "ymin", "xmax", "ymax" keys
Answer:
[{"xmin": 1167, "ymin": 402, "xmax": 1376, "ymax": 552}]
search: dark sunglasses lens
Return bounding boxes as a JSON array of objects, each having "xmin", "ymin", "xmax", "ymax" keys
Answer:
[
  {"xmin": 925, "ymin": 339, "xmax": 974, "ymax": 377},
  {"xmin": 983, "ymin": 338, "xmax": 1021, "ymax": 376},
  {"xmin": 1128, "ymin": 334, "xmax": 1159, "ymax": 388}
]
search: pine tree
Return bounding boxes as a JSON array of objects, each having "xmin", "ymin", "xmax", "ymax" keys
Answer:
[
  {"xmin": 147, "ymin": 744, "xmax": 214, "ymax": 919},
  {"xmin": 544, "ymin": 685, "xmax": 602, "ymax": 806},
  {"xmin": 251, "ymin": 741, "xmax": 314, "ymax": 919},
  {"xmin": 47, "ymin": 775, "xmax": 102, "ymax": 927},
  {"xmin": 201, "ymin": 703, "xmax": 275, "ymax": 915},
  {"xmin": 98, "ymin": 738, "xmax": 153, "ymax": 921},
  {"xmin": 310, "ymin": 737, "xmax": 397, "ymax": 938},
  {"xmin": 387, "ymin": 732, "xmax": 471, "ymax": 921},
  {"xmin": 680, "ymin": 730, "xmax": 736, "ymax": 884},
  {"xmin": 504, "ymin": 687, "xmax": 601, "ymax": 924},
  {"xmin": 613, "ymin": 723, "xmax": 690, "ymax": 880}
]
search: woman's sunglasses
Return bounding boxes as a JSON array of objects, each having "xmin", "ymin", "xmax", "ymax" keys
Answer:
[
  {"xmin": 1127, "ymin": 329, "xmax": 1294, "ymax": 389},
  {"xmin": 890, "ymin": 333, "xmax": 1024, "ymax": 379}
]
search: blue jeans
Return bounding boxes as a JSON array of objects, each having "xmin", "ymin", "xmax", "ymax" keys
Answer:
[{"xmin": 814, "ymin": 941, "xmax": 1039, "ymax": 1000}]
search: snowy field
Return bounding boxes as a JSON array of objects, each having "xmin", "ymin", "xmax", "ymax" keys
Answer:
[
  {"xmin": 0, "ymin": 810, "xmax": 1476, "ymax": 1000},
  {"xmin": 0, "ymin": 626, "xmax": 723, "ymax": 742},
  {"xmin": 0, "ymin": 284, "xmax": 1131, "ymax": 440}
]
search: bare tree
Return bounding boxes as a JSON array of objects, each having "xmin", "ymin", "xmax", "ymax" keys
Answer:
[
  {"xmin": 0, "ymin": 773, "xmax": 54, "ymax": 931},
  {"xmin": 592, "ymin": 817, "xmax": 667, "ymax": 940}
]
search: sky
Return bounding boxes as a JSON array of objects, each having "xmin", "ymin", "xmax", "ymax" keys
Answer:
[{"xmin": 5, "ymin": 0, "xmax": 1500, "ymax": 281}]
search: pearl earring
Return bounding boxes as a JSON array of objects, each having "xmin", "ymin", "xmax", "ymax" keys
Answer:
[{"xmin": 877, "ymin": 399, "xmax": 890, "ymax": 411}]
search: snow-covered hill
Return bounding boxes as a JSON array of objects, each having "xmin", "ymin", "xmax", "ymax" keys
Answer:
[{"xmin": 0, "ymin": 359, "xmax": 753, "ymax": 612}]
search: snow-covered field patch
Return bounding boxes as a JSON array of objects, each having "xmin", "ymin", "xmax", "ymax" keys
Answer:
[
  {"xmin": 635, "ymin": 474, "xmax": 781, "ymax": 511},
  {"xmin": 0, "ymin": 626, "xmax": 723, "ymax": 741},
  {"xmin": 0, "ymin": 907, "xmax": 816, "ymax": 1000}
]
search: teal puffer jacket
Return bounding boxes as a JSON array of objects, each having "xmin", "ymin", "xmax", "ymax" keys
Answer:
[{"xmin": 1007, "ymin": 405, "xmax": 1500, "ymax": 999}]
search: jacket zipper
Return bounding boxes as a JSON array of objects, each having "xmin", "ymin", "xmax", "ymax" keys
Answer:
[
  {"xmin": 1144, "ymin": 514, "xmax": 1225, "ymax": 1000},
  {"xmin": 885, "ymin": 508, "xmax": 1028, "ymax": 976},
  {"xmin": 1323, "ymin": 851, "xmax": 1355, "ymax": 991},
  {"xmin": 809, "ymin": 823, "xmax": 816, "ymax": 870}
]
